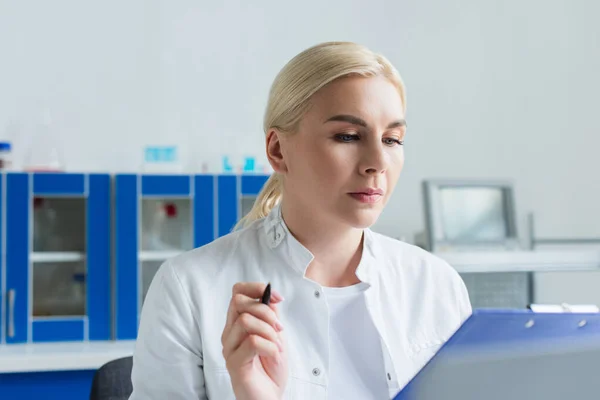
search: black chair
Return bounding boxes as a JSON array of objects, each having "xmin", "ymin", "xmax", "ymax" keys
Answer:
[{"xmin": 89, "ymin": 356, "xmax": 133, "ymax": 400}]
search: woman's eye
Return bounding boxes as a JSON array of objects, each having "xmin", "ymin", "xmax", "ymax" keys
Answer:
[
  {"xmin": 335, "ymin": 133, "xmax": 359, "ymax": 142},
  {"xmin": 384, "ymin": 138, "xmax": 404, "ymax": 146}
]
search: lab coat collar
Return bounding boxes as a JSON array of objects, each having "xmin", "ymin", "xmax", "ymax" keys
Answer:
[{"xmin": 263, "ymin": 203, "xmax": 379, "ymax": 284}]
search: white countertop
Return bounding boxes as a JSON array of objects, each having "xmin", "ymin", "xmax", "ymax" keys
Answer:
[
  {"xmin": 0, "ymin": 341, "xmax": 136, "ymax": 373},
  {"xmin": 436, "ymin": 249, "xmax": 600, "ymax": 273}
]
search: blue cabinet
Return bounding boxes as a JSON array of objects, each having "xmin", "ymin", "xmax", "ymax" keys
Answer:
[
  {"xmin": 2, "ymin": 173, "xmax": 111, "ymax": 344},
  {"xmin": 0, "ymin": 172, "xmax": 269, "ymax": 343},
  {"xmin": 115, "ymin": 174, "xmax": 269, "ymax": 340}
]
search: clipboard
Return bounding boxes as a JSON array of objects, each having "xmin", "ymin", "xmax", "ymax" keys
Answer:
[{"xmin": 393, "ymin": 309, "xmax": 600, "ymax": 400}]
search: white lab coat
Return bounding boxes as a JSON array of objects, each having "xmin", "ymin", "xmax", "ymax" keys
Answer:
[{"xmin": 129, "ymin": 204, "xmax": 472, "ymax": 399}]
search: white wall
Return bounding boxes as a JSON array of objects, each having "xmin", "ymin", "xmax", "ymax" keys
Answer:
[{"xmin": 1, "ymin": 0, "xmax": 599, "ymax": 304}]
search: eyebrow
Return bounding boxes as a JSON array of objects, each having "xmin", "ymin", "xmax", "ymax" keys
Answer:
[{"xmin": 325, "ymin": 114, "xmax": 406, "ymax": 129}]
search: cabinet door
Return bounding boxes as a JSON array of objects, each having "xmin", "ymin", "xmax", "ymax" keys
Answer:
[
  {"xmin": 116, "ymin": 174, "xmax": 202, "ymax": 340},
  {"xmin": 6, "ymin": 173, "xmax": 29, "ymax": 343},
  {"xmin": 6, "ymin": 173, "xmax": 110, "ymax": 343}
]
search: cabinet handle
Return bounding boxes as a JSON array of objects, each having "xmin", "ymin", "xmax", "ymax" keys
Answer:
[{"xmin": 8, "ymin": 289, "xmax": 16, "ymax": 338}]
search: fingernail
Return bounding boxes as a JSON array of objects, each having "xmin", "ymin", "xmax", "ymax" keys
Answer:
[
  {"xmin": 272, "ymin": 290, "xmax": 284, "ymax": 302},
  {"xmin": 275, "ymin": 320, "xmax": 284, "ymax": 332}
]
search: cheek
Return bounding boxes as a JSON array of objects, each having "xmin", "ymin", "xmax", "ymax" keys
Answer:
[
  {"xmin": 311, "ymin": 159, "xmax": 349, "ymax": 189},
  {"xmin": 396, "ymin": 157, "xmax": 405, "ymax": 174},
  {"xmin": 288, "ymin": 147, "xmax": 337, "ymax": 190},
  {"xmin": 390, "ymin": 149, "xmax": 405, "ymax": 171},
  {"xmin": 303, "ymin": 145, "xmax": 351, "ymax": 179},
  {"xmin": 386, "ymin": 150, "xmax": 405, "ymax": 185}
]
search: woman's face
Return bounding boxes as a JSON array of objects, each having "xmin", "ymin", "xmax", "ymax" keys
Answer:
[{"xmin": 271, "ymin": 75, "xmax": 406, "ymax": 229}]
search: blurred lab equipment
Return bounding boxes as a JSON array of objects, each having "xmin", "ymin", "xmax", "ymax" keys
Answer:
[
  {"xmin": 0, "ymin": 141, "xmax": 13, "ymax": 170},
  {"xmin": 419, "ymin": 179, "xmax": 520, "ymax": 252},
  {"xmin": 0, "ymin": 119, "xmax": 19, "ymax": 170},
  {"xmin": 33, "ymin": 197, "xmax": 62, "ymax": 251},
  {"xmin": 528, "ymin": 212, "xmax": 600, "ymax": 250},
  {"xmin": 222, "ymin": 155, "xmax": 265, "ymax": 173},
  {"xmin": 417, "ymin": 179, "xmax": 532, "ymax": 308},
  {"xmin": 142, "ymin": 145, "xmax": 183, "ymax": 173},
  {"xmin": 222, "ymin": 155, "xmax": 234, "ymax": 172},
  {"xmin": 141, "ymin": 200, "xmax": 192, "ymax": 252},
  {"xmin": 33, "ymin": 262, "xmax": 86, "ymax": 316},
  {"xmin": 416, "ymin": 179, "xmax": 600, "ymax": 310}
]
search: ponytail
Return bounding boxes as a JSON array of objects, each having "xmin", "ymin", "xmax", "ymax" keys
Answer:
[{"xmin": 234, "ymin": 173, "xmax": 282, "ymax": 230}]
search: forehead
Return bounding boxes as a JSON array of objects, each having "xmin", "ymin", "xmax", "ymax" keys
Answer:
[{"xmin": 307, "ymin": 75, "xmax": 405, "ymax": 121}]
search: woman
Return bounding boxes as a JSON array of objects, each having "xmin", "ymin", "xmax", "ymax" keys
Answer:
[{"xmin": 129, "ymin": 41, "xmax": 471, "ymax": 400}]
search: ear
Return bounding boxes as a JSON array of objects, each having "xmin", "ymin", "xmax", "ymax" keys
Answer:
[{"xmin": 266, "ymin": 128, "xmax": 288, "ymax": 174}]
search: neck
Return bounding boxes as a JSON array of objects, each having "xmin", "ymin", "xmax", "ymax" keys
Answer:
[{"xmin": 280, "ymin": 200, "xmax": 364, "ymax": 287}]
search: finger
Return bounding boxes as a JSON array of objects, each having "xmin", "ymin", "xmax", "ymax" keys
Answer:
[
  {"xmin": 223, "ymin": 283, "xmax": 285, "ymax": 342},
  {"xmin": 223, "ymin": 292, "xmax": 283, "ymax": 344},
  {"xmin": 223, "ymin": 312, "xmax": 283, "ymax": 359},
  {"xmin": 223, "ymin": 293, "xmax": 252, "ymax": 340},
  {"xmin": 232, "ymin": 282, "xmax": 284, "ymax": 302},
  {"xmin": 226, "ymin": 334, "xmax": 281, "ymax": 372},
  {"xmin": 271, "ymin": 304, "xmax": 286, "ymax": 351},
  {"xmin": 270, "ymin": 302, "xmax": 281, "ymax": 317},
  {"xmin": 237, "ymin": 299, "xmax": 284, "ymax": 332}
]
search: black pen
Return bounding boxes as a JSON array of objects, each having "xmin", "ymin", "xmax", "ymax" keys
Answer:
[{"xmin": 261, "ymin": 283, "xmax": 272, "ymax": 305}]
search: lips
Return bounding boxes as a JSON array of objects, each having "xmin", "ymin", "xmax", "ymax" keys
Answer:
[
  {"xmin": 350, "ymin": 188, "xmax": 384, "ymax": 196},
  {"xmin": 348, "ymin": 188, "xmax": 384, "ymax": 204}
]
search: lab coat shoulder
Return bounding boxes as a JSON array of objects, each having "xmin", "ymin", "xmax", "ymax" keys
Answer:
[
  {"xmin": 370, "ymin": 231, "xmax": 461, "ymax": 283},
  {"xmin": 370, "ymin": 232, "xmax": 472, "ymax": 336}
]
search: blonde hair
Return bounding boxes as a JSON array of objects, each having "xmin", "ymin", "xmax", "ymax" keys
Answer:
[{"xmin": 235, "ymin": 41, "xmax": 406, "ymax": 230}]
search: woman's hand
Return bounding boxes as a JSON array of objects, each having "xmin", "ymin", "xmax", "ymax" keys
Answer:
[{"xmin": 221, "ymin": 282, "xmax": 288, "ymax": 400}]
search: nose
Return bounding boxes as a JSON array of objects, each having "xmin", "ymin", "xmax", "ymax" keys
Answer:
[{"xmin": 359, "ymin": 143, "xmax": 387, "ymax": 176}]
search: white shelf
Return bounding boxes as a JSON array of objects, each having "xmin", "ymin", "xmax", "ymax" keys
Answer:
[
  {"xmin": 31, "ymin": 252, "xmax": 86, "ymax": 263},
  {"xmin": 139, "ymin": 250, "xmax": 185, "ymax": 262},
  {"xmin": 0, "ymin": 340, "xmax": 136, "ymax": 373},
  {"xmin": 436, "ymin": 250, "xmax": 600, "ymax": 273}
]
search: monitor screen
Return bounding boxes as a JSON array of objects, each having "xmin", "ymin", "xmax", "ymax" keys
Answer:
[{"xmin": 437, "ymin": 187, "xmax": 508, "ymax": 242}]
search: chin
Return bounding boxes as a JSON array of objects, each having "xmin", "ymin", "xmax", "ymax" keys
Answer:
[{"xmin": 342, "ymin": 208, "xmax": 382, "ymax": 229}]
